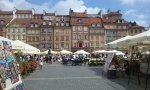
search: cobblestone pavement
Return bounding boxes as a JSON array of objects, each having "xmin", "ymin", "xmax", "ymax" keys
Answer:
[{"xmin": 23, "ymin": 64, "xmax": 149, "ymax": 90}]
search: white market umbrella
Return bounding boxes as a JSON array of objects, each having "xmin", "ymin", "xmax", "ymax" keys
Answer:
[
  {"xmin": 116, "ymin": 52, "xmax": 125, "ymax": 55},
  {"xmin": 0, "ymin": 36, "xmax": 12, "ymax": 42},
  {"xmin": 94, "ymin": 50, "xmax": 107, "ymax": 53},
  {"xmin": 60, "ymin": 50, "xmax": 72, "ymax": 54},
  {"xmin": 106, "ymin": 36, "xmax": 132, "ymax": 47},
  {"xmin": 42, "ymin": 50, "xmax": 58, "ymax": 54},
  {"xmin": 13, "ymin": 40, "xmax": 40, "ymax": 54},
  {"xmin": 107, "ymin": 50, "xmax": 121, "ymax": 53},
  {"xmin": 74, "ymin": 50, "xmax": 90, "ymax": 54}
]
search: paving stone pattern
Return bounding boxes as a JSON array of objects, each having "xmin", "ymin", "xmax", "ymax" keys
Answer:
[{"xmin": 23, "ymin": 64, "xmax": 148, "ymax": 90}]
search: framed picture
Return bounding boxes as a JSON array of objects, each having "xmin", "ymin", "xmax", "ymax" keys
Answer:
[
  {"xmin": 13, "ymin": 62, "xmax": 19, "ymax": 74},
  {"xmin": 0, "ymin": 78, "xmax": 6, "ymax": 89},
  {"xmin": 10, "ymin": 74, "xmax": 19, "ymax": 84},
  {"xmin": 0, "ymin": 41, "xmax": 5, "ymax": 60},
  {"xmin": 8, "ymin": 62, "xmax": 16, "ymax": 75}
]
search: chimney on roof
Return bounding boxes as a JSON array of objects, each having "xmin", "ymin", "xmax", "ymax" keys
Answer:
[
  {"xmin": 98, "ymin": 10, "xmax": 103, "ymax": 18},
  {"xmin": 32, "ymin": 8, "xmax": 35, "ymax": 15},
  {"xmin": 13, "ymin": 7, "xmax": 17, "ymax": 15},
  {"xmin": 84, "ymin": 9, "xmax": 87, "ymax": 14},
  {"xmin": 43, "ymin": 10, "xmax": 46, "ymax": 15},
  {"xmin": 69, "ymin": 8, "xmax": 73, "ymax": 15},
  {"xmin": 107, "ymin": 8, "xmax": 111, "ymax": 14},
  {"xmin": 117, "ymin": 10, "xmax": 121, "ymax": 13}
]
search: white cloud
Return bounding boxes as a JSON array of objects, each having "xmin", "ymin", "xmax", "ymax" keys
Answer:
[
  {"xmin": 120, "ymin": 0, "xmax": 150, "ymax": 5},
  {"xmin": 134, "ymin": 14, "xmax": 146, "ymax": 19},
  {"xmin": 125, "ymin": 9, "xmax": 136, "ymax": 15},
  {"xmin": 136, "ymin": 20, "xmax": 148, "ymax": 26},
  {"xmin": 120, "ymin": 0, "xmax": 136, "ymax": 5},
  {"xmin": 0, "ymin": 0, "xmax": 104, "ymax": 15}
]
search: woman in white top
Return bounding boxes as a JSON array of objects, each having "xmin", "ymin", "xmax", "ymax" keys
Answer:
[{"xmin": 39, "ymin": 56, "xmax": 43, "ymax": 69}]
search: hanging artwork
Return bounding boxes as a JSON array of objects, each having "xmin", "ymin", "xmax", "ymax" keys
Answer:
[
  {"xmin": 10, "ymin": 74, "xmax": 19, "ymax": 84},
  {"xmin": 0, "ymin": 41, "xmax": 5, "ymax": 60},
  {"xmin": 0, "ymin": 78, "xmax": 6, "ymax": 89},
  {"xmin": 13, "ymin": 62, "xmax": 19, "ymax": 74}
]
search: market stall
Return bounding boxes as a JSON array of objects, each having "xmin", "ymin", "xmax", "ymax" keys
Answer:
[{"xmin": 0, "ymin": 40, "xmax": 25, "ymax": 90}]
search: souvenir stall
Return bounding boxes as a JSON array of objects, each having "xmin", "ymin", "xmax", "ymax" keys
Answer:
[{"xmin": 0, "ymin": 40, "xmax": 25, "ymax": 90}]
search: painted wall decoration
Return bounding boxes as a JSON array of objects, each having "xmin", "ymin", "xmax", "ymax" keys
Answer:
[{"xmin": 0, "ymin": 41, "xmax": 5, "ymax": 60}]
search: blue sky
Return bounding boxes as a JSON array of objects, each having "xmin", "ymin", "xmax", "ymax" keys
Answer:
[{"xmin": 0, "ymin": 0, "xmax": 150, "ymax": 27}]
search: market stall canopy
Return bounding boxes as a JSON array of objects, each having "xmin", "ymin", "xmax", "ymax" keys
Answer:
[
  {"xmin": 106, "ymin": 50, "xmax": 122, "ymax": 53},
  {"xmin": 106, "ymin": 35, "xmax": 132, "ymax": 47},
  {"xmin": 59, "ymin": 50, "xmax": 72, "ymax": 54},
  {"xmin": 116, "ymin": 52, "xmax": 125, "ymax": 55},
  {"xmin": 0, "ymin": 36, "xmax": 24, "ymax": 50},
  {"xmin": 74, "ymin": 50, "xmax": 90, "ymax": 54},
  {"xmin": 11, "ymin": 40, "xmax": 25, "ymax": 50},
  {"xmin": 42, "ymin": 50, "xmax": 58, "ymax": 54},
  {"xmin": 13, "ymin": 40, "xmax": 40, "ymax": 54},
  {"xmin": 93, "ymin": 50, "xmax": 107, "ymax": 53}
]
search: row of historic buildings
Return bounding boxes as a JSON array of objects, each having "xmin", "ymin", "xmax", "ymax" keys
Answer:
[{"xmin": 0, "ymin": 8, "xmax": 145, "ymax": 52}]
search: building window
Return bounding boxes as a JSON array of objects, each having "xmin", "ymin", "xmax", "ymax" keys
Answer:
[
  {"xmin": 97, "ymin": 23, "xmax": 100, "ymax": 27},
  {"xmin": 66, "ymin": 22, "xmax": 69, "ymax": 26},
  {"xmin": 42, "ymin": 44, "xmax": 46, "ymax": 48},
  {"xmin": 66, "ymin": 36, "xmax": 69, "ymax": 41},
  {"xmin": 78, "ymin": 35, "xmax": 82, "ymax": 40},
  {"xmin": 43, "ymin": 21, "xmax": 46, "ymax": 25},
  {"xmin": 73, "ymin": 43, "xmax": 76, "ymax": 47},
  {"xmin": 91, "ymin": 43, "xmax": 93, "ymax": 47},
  {"xmin": 28, "ymin": 30, "xmax": 31, "ymax": 34},
  {"xmin": 56, "ymin": 44, "xmax": 59, "ymax": 48},
  {"xmin": 61, "ymin": 43, "xmax": 64, "ymax": 48},
  {"xmin": 13, "ymin": 29, "xmax": 15, "ymax": 33},
  {"xmin": 23, "ymin": 35, "xmax": 26, "ymax": 39},
  {"xmin": 92, "ymin": 23, "xmax": 95, "ymax": 27},
  {"xmin": 123, "ymin": 26, "xmax": 126, "ymax": 29},
  {"xmin": 31, "ymin": 24, "xmax": 34, "ymax": 27},
  {"xmin": 47, "ymin": 36, "xmax": 50, "ymax": 40},
  {"xmin": 35, "ymin": 24, "xmax": 38, "ymax": 27},
  {"xmin": 96, "ymin": 36, "xmax": 99, "ymax": 40},
  {"xmin": 73, "ymin": 26, "xmax": 77, "ymax": 32},
  {"xmin": 41, "ymin": 36, "xmax": 44, "ymax": 40},
  {"xmin": 61, "ymin": 30, "xmax": 64, "ymax": 34},
  {"xmin": 56, "ymin": 30, "xmax": 59, "ymax": 34},
  {"xmin": 0, "ymin": 20, "xmax": 4, "ymax": 25},
  {"xmin": 23, "ymin": 29, "xmax": 25, "ymax": 33},
  {"xmin": 135, "ymin": 30, "xmax": 137, "ymax": 33},
  {"xmin": 61, "ymin": 22, "xmax": 64, "ymax": 26},
  {"xmin": 56, "ymin": 22, "xmax": 59, "ymax": 26},
  {"xmin": 131, "ymin": 30, "xmax": 133, "ymax": 33},
  {"xmin": 7, "ymin": 35, "xmax": 10, "ymax": 39},
  {"xmin": 95, "ymin": 30, "xmax": 99, "ymax": 33},
  {"xmin": 32, "ymin": 30, "xmax": 35, "ymax": 34},
  {"xmin": 84, "ymin": 43, "xmax": 87, "ymax": 47},
  {"xmin": 73, "ymin": 35, "xmax": 76, "ymax": 39},
  {"xmin": 61, "ymin": 36, "xmax": 64, "ymax": 41},
  {"xmin": 118, "ymin": 26, "xmax": 122, "ymax": 29},
  {"xmin": 84, "ymin": 35, "xmax": 87, "ymax": 39},
  {"xmin": 7, "ymin": 29, "xmax": 10, "ymax": 32},
  {"xmin": 101, "ymin": 36, "xmax": 104, "ymax": 40},
  {"xmin": 78, "ymin": 18, "xmax": 82, "ymax": 23},
  {"xmin": 48, "ymin": 28, "xmax": 52, "ymax": 33},
  {"xmin": 36, "ymin": 30, "xmax": 39, "ymax": 34},
  {"xmin": 91, "ymin": 36, "xmax": 93, "ymax": 40},
  {"xmin": 96, "ymin": 43, "xmax": 99, "ymax": 47},
  {"xmin": 84, "ymin": 27, "xmax": 88, "ymax": 32},
  {"xmin": 100, "ymin": 30, "xmax": 104, "ymax": 33},
  {"xmin": 56, "ymin": 36, "xmax": 59, "ymax": 41},
  {"xmin": 78, "ymin": 26, "xmax": 82, "ymax": 31},
  {"xmin": 66, "ymin": 44, "xmax": 69, "ymax": 48},
  {"xmin": 66, "ymin": 30, "xmax": 69, "ymax": 34},
  {"xmin": 49, "ymin": 21, "xmax": 52, "ymax": 25}
]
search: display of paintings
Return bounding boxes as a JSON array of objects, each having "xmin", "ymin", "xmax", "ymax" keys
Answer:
[
  {"xmin": 0, "ymin": 78, "xmax": 6, "ymax": 89},
  {"xmin": 10, "ymin": 83, "xmax": 25, "ymax": 90},
  {"xmin": 10, "ymin": 74, "xmax": 19, "ymax": 84},
  {"xmin": 8, "ymin": 62, "xmax": 16, "ymax": 75},
  {"xmin": 13, "ymin": 62, "xmax": 19, "ymax": 74},
  {"xmin": 0, "ymin": 41, "xmax": 5, "ymax": 60}
]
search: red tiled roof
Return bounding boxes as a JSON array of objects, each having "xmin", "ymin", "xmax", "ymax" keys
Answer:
[
  {"xmin": 34, "ymin": 13, "xmax": 43, "ymax": 16},
  {"xmin": 0, "ymin": 11, "xmax": 13, "ymax": 15},
  {"xmin": 129, "ymin": 25, "xmax": 145, "ymax": 29},
  {"xmin": 109, "ymin": 12, "xmax": 121, "ymax": 15},
  {"xmin": 8, "ymin": 19, "xmax": 31, "ymax": 27},
  {"xmin": 71, "ymin": 12, "xmax": 87, "ymax": 17},
  {"xmin": 16, "ymin": 10, "xmax": 32, "ymax": 14},
  {"xmin": 56, "ymin": 15, "xmax": 70, "ymax": 17},
  {"xmin": 102, "ymin": 14, "xmax": 115, "ymax": 22},
  {"xmin": 89, "ymin": 17, "xmax": 102, "ymax": 26},
  {"xmin": 0, "ymin": 18, "xmax": 12, "ymax": 25},
  {"xmin": 71, "ymin": 18, "xmax": 89, "ymax": 25},
  {"xmin": 30, "ymin": 19, "xmax": 43, "ymax": 25}
]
